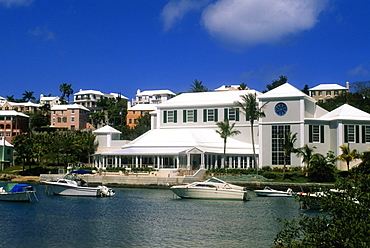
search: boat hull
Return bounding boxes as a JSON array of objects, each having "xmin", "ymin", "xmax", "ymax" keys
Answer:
[
  {"xmin": 0, "ymin": 192, "xmax": 34, "ymax": 202},
  {"xmin": 45, "ymin": 182, "xmax": 100, "ymax": 197},
  {"xmin": 254, "ymin": 191, "xmax": 292, "ymax": 197},
  {"xmin": 171, "ymin": 187, "xmax": 248, "ymax": 200}
]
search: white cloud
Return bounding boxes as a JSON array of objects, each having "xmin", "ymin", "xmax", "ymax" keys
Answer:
[
  {"xmin": 28, "ymin": 26, "xmax": 55, "ymax": 41},
  {"xmin": 161, "ymin": 0, "xmax": 210, "ymax": 31},
  {"xmin": 347, "ymin": 63, "xmax": 370, "ymax": 77},
  {"xmin": 0, "ymin": 0, "xmax": 33, "ymax": 8},
  {"xmin": 201, "ymin": 0, "xmax": 327, "ymax": 46}
]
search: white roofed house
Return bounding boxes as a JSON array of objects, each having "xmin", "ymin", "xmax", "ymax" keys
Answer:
[
  {"xmin": 39, "ymin": 95, "xmax": 60, "ymax": 108},
  {"xmin": 258, "ymin": 83, "xmax": 370, "ymax": 170},
  {"xmin": 309, "ymin": 82, "xmax": 349, "ymax": 103},
  {"xmin": 93, "ymin": 89, "xmax": 262, "ymax": 171},
  {"xmin": 74, "ymin": 89, "xmax": 128, "ymax": 112},
  {"xmin": 132, "ymin": 89, "xmax": 175, "ymax": 105},
  {"xmin": 50, "ymin": 104, "xmax": 90, "ymax": 130}
]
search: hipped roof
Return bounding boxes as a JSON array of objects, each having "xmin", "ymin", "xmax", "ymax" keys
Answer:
[{"xmin": 100, "ymin": 128, "xmax": 257, "ymax": 156}]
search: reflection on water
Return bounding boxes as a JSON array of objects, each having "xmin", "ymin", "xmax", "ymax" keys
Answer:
[{"xmin": 0, "ymin": 184, "xmax": 302, "ymax": 248}]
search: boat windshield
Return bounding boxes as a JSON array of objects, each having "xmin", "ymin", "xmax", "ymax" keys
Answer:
[
  {"xmin": 206, "ymin": 178, "xmax": 224, "ymax": 184},
  {"xmin": 64, "ymin": 173, "xmax": 87, "ymax": 186}
]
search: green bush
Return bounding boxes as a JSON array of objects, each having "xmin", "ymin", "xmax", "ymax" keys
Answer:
[{"xmin": 262, "ymin": 172, "xmax": 277, "ymax": 179}]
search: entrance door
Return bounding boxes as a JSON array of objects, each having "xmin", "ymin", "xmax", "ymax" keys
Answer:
[{"xmin": 190, "ymin": 154, "xmax": 201, "ymax": 170}]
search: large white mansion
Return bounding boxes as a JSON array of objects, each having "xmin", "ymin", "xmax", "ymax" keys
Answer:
[{"xmin": 92, "ymin": 83, "xmax": 370, "ymax": 171}]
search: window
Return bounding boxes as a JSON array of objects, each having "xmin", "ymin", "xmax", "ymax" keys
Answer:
[
  {"xmin": 6, "ymin": 133, "xmax": 10, "ymax": 137},
  {"xmin": 71, "ymin": 125, "xmax": 75, "ymax": 130},
  {"xmin": 344, "ymin": 125, "xmax": 359, "ymax": 143},
  {"xmin": 71, "ymin": 116, "xmax": 75, "ymax": 122},
  {"xmin": 334, "ymin": 90, "xmax": 339, "ymax": 96},
  {"xmin": 318, "ymin": 91, "xmax": 322, "ymax": 96},
  {"xmin": 71, "ymin": 109, "xmax": 75, "ymax": 114},
  {"xmin": 163, "ymin": 110, "xmax": 177, "ymax": 123},
  {"xmin": 224, "ymin": 108, "xmax": 239, "ymax": 121},
  {"xmin": 362, "ymin": 126, "xmax": 370, "ymax": 143},
  {"xmin": 311, "ymin": 91, "xmax": 316, "ymax": 96},
  {"xmin": 309, "ymin": 125, "xmax": 324, "ymax": 143},
  {"xmin": 62, "ymin": 117, "xmax": 67, "ymax": 123},
  {"xmin": 203, "ymin": 109, "xmax": 218, "ymax": 122},
  {"xmin": 183, "ymin": 110, "xmax": 197, "ymax": 122},
  {"xmin": 326, "ymin": 91, "xmax": 331, "ymax": 95},
  {"xmin": 271, "ymin": 125, "xmax": 290, "ymax": 165},
  {"xmin": 57, "ymin": 117, "xmax": 61, "ymax": 123}
]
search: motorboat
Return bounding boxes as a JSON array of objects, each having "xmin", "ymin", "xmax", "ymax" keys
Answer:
[
  {"xmin": 254, "ymin": 186, "xmax": 293, "ymax": 197},
  {"xmin": 170, "ymin": 177, "xmax": 249, "ymax": 200},
  {"xmin": 295, "ymin": 191, "xmax": 325, "ymax": 210},
  {"xmin": 43, "ymin": 170, "xmax": 115, "ymax": 197},
  {"xmin": 0, "ymin": 183, "xmax": 38, "ymax": 202}
]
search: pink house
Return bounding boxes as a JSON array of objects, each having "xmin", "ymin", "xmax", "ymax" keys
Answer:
[{"xmin": 51, "ymin": 104, "xmax": 90, "ymax": 130}]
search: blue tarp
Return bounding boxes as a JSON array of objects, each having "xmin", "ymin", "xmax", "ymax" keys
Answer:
[
  {"xmin": 70, "ymin": 170, "xmax": 93, "ymax": 174},
  {"xmin": 8, "ymin": 184, "xmax": 33, "ymax": 193}
]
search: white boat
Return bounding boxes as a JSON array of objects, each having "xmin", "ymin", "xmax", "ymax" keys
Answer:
[
  {"xmin": 0, "ymin": 183, "xmax": 38, "ymax": 202},
  {"xmin": 170, "ymin": 177, "xmax": 249, "ymax": 200},
  {"xmin": 43, "ymin": 170, "xmax": 115, "ymax": 197},
  {"xmin": 254, "ymin": 186, "xmax": 293, "ymax": 197}
]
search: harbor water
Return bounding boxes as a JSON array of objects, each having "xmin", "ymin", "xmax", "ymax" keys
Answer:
[{"xmin": 0, "ymin": 184, "xmax": 305, "ymax": 248}]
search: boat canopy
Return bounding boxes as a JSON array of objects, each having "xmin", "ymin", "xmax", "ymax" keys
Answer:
[
  {"xmin": 7, "ymin": 184, "xmax": 33, "ymax": 193},
  {"xmin": 70, "ymin": 170, "xmax": 93, "ymax": 174}
]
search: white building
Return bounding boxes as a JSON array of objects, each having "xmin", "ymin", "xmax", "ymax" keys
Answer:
[
  {"xmin": 74, "ymin": 89, "xmax": 128, "ymax": 111},
  {"xmin": 132, "ymin": 89, "xmax": 175, "ymax": 105},
  {"xmin": 93, "ymin": 83, "xmax": 370, "ymax": 171},
  {"xmin": 40, "ymin": 95, "xmax": 60, "ymax": 107}
]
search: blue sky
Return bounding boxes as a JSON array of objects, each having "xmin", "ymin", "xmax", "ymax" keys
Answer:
[{"xmin": 1, "ymin": 0, "xmax": 369, "ymax": 101}]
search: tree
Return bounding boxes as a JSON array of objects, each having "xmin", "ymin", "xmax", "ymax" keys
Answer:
[
  {"xmin": 216, "ymin": 119, "xmax": 241, "ymax": 168},
  {"xmin": 282, "ymin": 131, "xmax": 297, "ymax": 180},
  {"xmin": 318, "ymin": 92, "xmax": 370, "ymax": 114},
  {"xmin": 301, "ymin": 84, "xmax": 309, "ymax": 95},
  {"xmin": 275, "ymin": 175, "xmax": 370, "ymax": 247},
  {"xmin": 352, "ymin": 80, "xmax": 370, "ymax": 99},
  {"xmin": 90, "ymin": 111, "xmax": 106, "ymax": 128},
  {"xmin": 308, "ymin": 152, "xmax": 336, "ymax": 182},
  {"xmin": 238, "ymin": 82, "xmax": 248, "ymax": 90},
  {"xmin": 234, "ymin": 93, "xmax": 268, "ymax": 172},
  {"xmin": 337, "ymin": 144, "xmax": 361, "ymax": 171},
  {"xmin": 189, "ymin": 79, "xmax": 209, "ymax": 92},
  {"xmin": 59, "ymin": 83, "xmax": 74, "ymax": 103},
  {"xmin": 295, "ymin": 144, "xmax": 316, "ymax": 175},
  {"xmin": 263, "ymin": 75, "xmax": 288, "ymax": 93},
  {"xmin": 22, "ymin": 91, "xmax": 36, "ymax": 102}
]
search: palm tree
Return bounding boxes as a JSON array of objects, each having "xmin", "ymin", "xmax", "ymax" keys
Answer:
[
  {"xmin": 234, "ymin": 93, "xmax": 268, "ymax": 173},
  {"xmin": 189, "ymin": 79, "xmax": 208, "ymax": 92},
  {"xmin": 22, "ymin": 91, "xmax": 36, "ymax": 102},
  {"xmin": 282, "ymin": 131, "xmax": 298, "ymax": 180},
  {"xmin": 295, "ymin": 144, "xmax": 316, "ymax": 175},
  {"xmin": 59, "ymin": 83, "xmax": 74, "ymax": 103},
  {"xmin": 337, "ymin": 144, "xmax": 361, "ymax": 171},
  {"xmin": 216, "ymin": 119, "xmax": 241, "ymax": 168},
  {"xmin": 238, "ymin": 83, "xmax": 248, "ymax": 90}
]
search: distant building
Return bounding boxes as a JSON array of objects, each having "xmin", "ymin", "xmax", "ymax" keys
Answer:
[
  {"xmin": 74, "ymin": 89, "xmax": 128, "ymax": 111},
  {"xmin": 50, "ymin": 104, "xmax": 90, "ymax": 130},
  {"xmin": 132, "ymin": 89, "xmax": 175, "ymax": 106},
  {"xmin": 39, "ymin": 94, "xmax": 61, "ymax": 107},
  {"xmin": 0, "ymin": 110, "xmax": 29, "ymax": 142},
  {"xmin": 10, "ymin": 101, "xmax": 41, "ymax": 113},
  {"xmin": 309, "ymin": 82, "xmax": 349, "ymax": 103},
  {"xmin": 126, "ymin": 104, "xmax": 156, "ymax": 129},
  {"xmin": 214, "ymin": 85, "xmax": 249, "ymax": 91}
]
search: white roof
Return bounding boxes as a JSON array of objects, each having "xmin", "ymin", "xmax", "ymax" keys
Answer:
[
  {"xmin": 128, "ymin": 104, "xmax": 157, "ymax": 111},
  {"xmin": 309, "ymin": 84, "xmax": 347, "ymax": 91},
  {"xmin": 136, "ymin": 89, "xmax": 175, "ymax": 96},
  {"xmin": 40, "ymin": 96, "xmax": 59, "ymax": 101},
  {"xmin": 316, "ymin": 104, "xmax": 370, "ymax": 121},
  {"xmin": 10, "ymin": 101, "xmax": 41, "ymax": 107},
  {"xmin": 158, "ymin": 90, "xmax": 261, "ymax": 108},
  {"xmin": 93, "ymin": 125, "xmax": 121, "ymax": 134},
  {"xmin": 74, "ymin": 89, "xmax": 104, "ymax": 96},
  {"xmin": 51, "ymin": 104, "xmax": 90, "ymax": 111},
  {"xmin": 0, "ymin": 138, "xmax": 13, "ymax": 147},
  {"xmin": 0, "ymin": 110, "xmax": 29, "ymax": 118},
  {"xmin": 214, "ymin": 85, "xmax": 242, "ymax": 91},
  {"xmin": 101, "ymin": 128, "xmax": 257, "ymax": 156},
  {"xmin": 258, "ymin": 83, "xmax": 311, "ymax": 100}
]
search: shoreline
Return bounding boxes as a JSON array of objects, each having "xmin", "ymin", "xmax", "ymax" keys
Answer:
[{"xmin": 0, "ymin": 174, "xmax": 334, "ymax": 191}]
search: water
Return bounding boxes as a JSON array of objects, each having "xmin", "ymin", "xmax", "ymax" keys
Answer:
[{"xmin": 0, "ymin": 184, "xmax": 303, "ymax": 248}]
